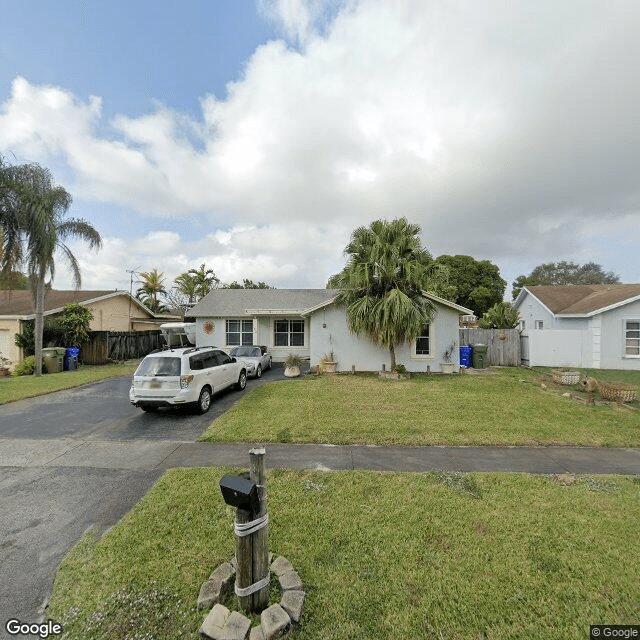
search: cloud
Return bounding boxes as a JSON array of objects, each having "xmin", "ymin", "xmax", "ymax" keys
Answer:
[{"xmin": 2, "ymin": 0, "xmax": 640, "ymax": 289}]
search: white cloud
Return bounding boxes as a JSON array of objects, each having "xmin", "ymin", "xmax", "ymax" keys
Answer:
[{"xmin": 2, "ymin": 0, "xmax": 640, "ymax": 289}]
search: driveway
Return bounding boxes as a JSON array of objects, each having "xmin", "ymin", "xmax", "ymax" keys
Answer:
[{"xmin": 0, "ymin": 364, "xmax": 288, "ymax": 637}]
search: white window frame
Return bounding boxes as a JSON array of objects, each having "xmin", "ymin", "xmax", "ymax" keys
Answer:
[
  {"xmin": 225, "ymin": 319, "xmax": 254, "ymax": 346},
  {"xmin": 535, "ymin": 320, "xmax": 544, "ymax": 330},
  {"xmin": 274, "ymin": 318, "xmax": 305, "ymax": 347},
  {"xmin": 411, "ymin": 325, "xmax": 432, "ymax": 358},
  {"xmin": 623, "ymin": 319, "xmax": 640, "ymax": 358}
]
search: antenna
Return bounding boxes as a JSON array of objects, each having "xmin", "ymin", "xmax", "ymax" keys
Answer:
[{"xmin": 126, "ymin": 267, "xmax": 141, "ymax": 330}]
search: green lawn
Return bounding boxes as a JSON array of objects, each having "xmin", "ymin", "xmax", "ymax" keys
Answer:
[
  {"xmin": 0, "ymin": 361, "xmax": 139, "ymax": 404},
  {"xmin": 48, "ymin": 468, "xmax": 640, "ymax": 640},
  {"xmin": 200, "ymin": 367, "xmax": 640, "ymax": 447}
]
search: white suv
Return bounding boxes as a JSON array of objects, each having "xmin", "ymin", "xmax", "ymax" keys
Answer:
[{"xmin": 129, "ymin": 347, "xmax": 247, "ymax": 414}]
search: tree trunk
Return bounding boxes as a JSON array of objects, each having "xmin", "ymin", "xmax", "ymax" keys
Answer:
[
  {"xmin": 389, "ymin": 344, "xmax": 396, "ymax": 371},
  {"xmin": 33, "ymin": 276, "xmax": 45, "ymax": 376}
]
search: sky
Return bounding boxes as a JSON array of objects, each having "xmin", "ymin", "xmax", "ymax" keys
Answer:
[{"xmin": 1, "ymin": 0, "xmax": 639, "ymax": 299}]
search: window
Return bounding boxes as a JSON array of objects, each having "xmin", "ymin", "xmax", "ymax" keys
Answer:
[
  {"xmin": 535, "ymin": 320, "xmax": 544, "ymax": 330},
  {"xmin": 414, "ymin": 325, "xmax": 430, "ymax": 355},
  {"xmin": 520, "ymin": 320, "xmax": 526, "ymax": 330},
  {"xmin": 274, "ymin": 319, "xmax": 305, "ymax": 347},
  {"xmin": 625, "ymin": 321, "xmax": 640, "ymax": 356},
  {"xmin": 226, "ymin": 320, "xmax": 253, "ymax": 346}
]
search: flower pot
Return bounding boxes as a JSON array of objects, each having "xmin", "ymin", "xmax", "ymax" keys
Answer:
[
  {"xmin": 321, "ymin": 361, "xmax": 337, "ymax": 374},
  {"xmin": 284, "ymin": 365, "xmax": 300, "ymax": 377},
  {"xmin": 440, "ymin": 362, "xmax": 455, "ymax": 374}
]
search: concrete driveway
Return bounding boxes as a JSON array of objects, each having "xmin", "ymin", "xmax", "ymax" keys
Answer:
[{"xmin": 0, "ymin": 364, "xmax": 287, "ymax": 637}]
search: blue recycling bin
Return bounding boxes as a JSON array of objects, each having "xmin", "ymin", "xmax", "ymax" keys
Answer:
[
  {"xmin": 459, "ymin": 345, "xmax": 472, "ymax": 368},
  {"xmin": 65, "ymin": 347, "xmax": 80, "ymax": 371}
]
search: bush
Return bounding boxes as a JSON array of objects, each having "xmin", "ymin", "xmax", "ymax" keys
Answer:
[
  {"xmin": 479, "ymin": 301, "xmax": 520, "ymax": 329},
  {"xmin": 12, "ymin": 356, "xmax": 36, "ymax": 377}
]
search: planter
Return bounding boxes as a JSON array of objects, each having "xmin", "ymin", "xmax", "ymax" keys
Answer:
[
  {"xmin": 552, "ymin": 370, "xmax": 580, "ymax": 385},
  {"xmin": 597, "ymin": 381, "xmax": 638, "ymax": 403},
  {"xmin": 440, "ymin": 362, "xmax": 456, "ymax": 374},
  {"xmin": 0, "ymin": 369, "xmax": 9, "ymax": 377},
  {"xmin": 320, "ymin": 361, "xmax": 337, "ymax": 374},
  {"xmin": 284, "ymin": 366, "xmax": 300, "ymax": 378}
]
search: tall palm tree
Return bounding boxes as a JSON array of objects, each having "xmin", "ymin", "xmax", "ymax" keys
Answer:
[
  {"xmin": 328, "ymin": 217, "xmax": 437, "ymax": 371},
  {"xmin": 173, "ymin": 271, "xmax": 198, "ymax": 304},
  {"xmin": 187, "ymin": 263, "xmax": 219, "ymax": 300},
  {"xmin": 0, "ymin": 162, "xmax": 102, "ymax": 375},
  {"xmin": 136, "ymin": 268, "xmax": 167, "ymax": 313}
]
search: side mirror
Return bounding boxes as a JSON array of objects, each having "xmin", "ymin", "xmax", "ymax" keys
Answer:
[{"xmin": 231, "ymin": 357, "xmax": 237, "ymax": 363}]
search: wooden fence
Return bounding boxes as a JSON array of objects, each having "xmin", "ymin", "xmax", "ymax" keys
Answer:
[
  {"xmin": 459, "ymin": 328, "xmax": 521, "ymax": 367},
  {"xmin": 82, "ymin": 330, "xmax": 162, "ymax": 365}
]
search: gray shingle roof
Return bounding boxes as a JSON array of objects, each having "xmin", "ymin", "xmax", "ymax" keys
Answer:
[{"xmin": 189, "ymin": 289, "xmax": 340, "ymax": 317}]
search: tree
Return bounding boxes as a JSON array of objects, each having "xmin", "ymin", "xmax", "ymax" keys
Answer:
[
  {"xmin": 511, "ymin": 261, "xmax": 620, "ymax": 299},
  {"xmin": 58, "ymin": 303, "xmax": 93, "ymax": 347},
  {"xmin": 327, "ymin": 217, "xmax": 438, "ymax": 371},
  {"xmin": 478, "ymin": 301, "xmax": 520, "ymax": 329},
  {"xmin": 0, "ymin": 162, "xmax": 102, "ymax": 375},
  {"xmin": 187, "ymin": 263, "xmax": 219, "ymax": 299},
  {"xmin": 224, "ymin": 279, "xmax": 273, "ymax": 289},
  {"xmin": 433, "ymin": 255, "xmax": 505, "ymax": 318},
  {"xmin": 136, "ymin": 268, "xmax": 168, "ymax": 313}
]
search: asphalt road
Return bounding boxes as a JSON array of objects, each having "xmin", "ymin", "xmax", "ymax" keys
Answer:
[{"xmin": 0, "ymin": 364, "xmax": 286, "ymax": 638}]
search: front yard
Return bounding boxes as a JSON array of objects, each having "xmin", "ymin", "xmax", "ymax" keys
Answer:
[
  {"xmin": 200, "ymin": 367, "xmax": 640, "ymax": 447},
  {"xmin": 49, "ymin": 468, "xmax": 640, "ymax": 640}
]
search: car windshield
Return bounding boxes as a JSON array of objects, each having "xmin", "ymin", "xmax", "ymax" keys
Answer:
[
  {"xmin": 136, "ymin": 357, "xmax": 181, "ymax": 377},
  {"xmin": 231, "ymin": 346, "xmax": 259, "ymax": 357}
]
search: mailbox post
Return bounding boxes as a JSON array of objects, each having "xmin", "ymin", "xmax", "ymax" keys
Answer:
[{"xmin": 219, "ymin": 448, "xmax": 269, "ymax": 614}]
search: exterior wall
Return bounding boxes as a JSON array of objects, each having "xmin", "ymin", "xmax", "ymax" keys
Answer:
[
  {"xmin": 195, "ymin": 316, "xmax": 311, "ymax": 361},
  {"xmin": 598, "ymin": 300, "xmax": 640, "ymax": 370},
  {"xmin": 525, "ymin": 330, "xmax": 594, "ymax": 368},
  {"xmin": 516, "ymin": 291, "xmax": 556, "ymax": 330},
  {"xmin": 309, "ymin": 302, "xmax": 461, "ymax": 373},
  {"xmin": 85, "ymin": 295, "xmax": 144, "ymax": 332},
  {"xmin": 0, "ymin": 319, "xmax": 22, "ymax": 370}
]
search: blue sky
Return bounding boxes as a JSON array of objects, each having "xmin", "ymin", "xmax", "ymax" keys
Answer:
[{"xmin": 1, "ymin": 0, "xmax": 639, "ymax": 298}]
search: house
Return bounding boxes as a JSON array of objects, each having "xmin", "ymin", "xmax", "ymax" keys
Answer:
[
  {"xmin": 513, "ymin": 284, "xmax": 640, "ymax": 369},
  {"xmin": 0, "ymin": 289, "xmax": 160, "ymax": 369},
  {"xmin": 188, "ymin": 288, "xmax": 473, "ymax": 373}
]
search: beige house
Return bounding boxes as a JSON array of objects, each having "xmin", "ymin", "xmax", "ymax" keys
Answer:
[{"xmin": 0, "ymin": 290, "xmax": 159, "ymax": 369}]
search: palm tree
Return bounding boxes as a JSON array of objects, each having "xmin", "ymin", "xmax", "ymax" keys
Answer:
[
  {"xmin": 0, "ymin": 162, "xmax": 102, "ymax": 375},
  {"xmin": 173, "ymin": 272, "xmax": 198, "ymax": 304},
  {"xmin": 187, "ymin": 263, "xmax": 219, "ymax": 300},
  {"xmin": 136, "ymin": 268, "xmax": 167, "ymax": 313},
  {"xmin": 328, "ymin": 217, "xmax": 438, "ymax": 371}
]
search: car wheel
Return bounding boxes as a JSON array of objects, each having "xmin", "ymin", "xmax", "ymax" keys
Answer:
[
  {"xmin": 197, "ymin": 387, "xmax": 212, "ymax": 414},
  {"xmin": 256, "ymin": 364, "xmax": 262, "ymax": 378},
  {"xmin": 236, "ymin": 370, "xmax": 247, "ymax": 390}
]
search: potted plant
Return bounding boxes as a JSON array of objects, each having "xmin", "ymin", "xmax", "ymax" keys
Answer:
[
  {"xmin": 284, "ymin": 354, "xmax": 303, "ymax": 377},
  {"xmin": 440, "ymin": 341, "xmax": 457, "ymax": 374},
  {"xmin": 319, "ymin": 351, "xmax": 337, "ymax": 374}
]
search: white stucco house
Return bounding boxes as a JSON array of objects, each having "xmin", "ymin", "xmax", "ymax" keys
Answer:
[
  {"xmin": 514, "ymin": 284, "xmax": 640, "ymax": 369},
  {"xmin": 188, "ymin": 288, "xmax": 473, "ymax": 373}
]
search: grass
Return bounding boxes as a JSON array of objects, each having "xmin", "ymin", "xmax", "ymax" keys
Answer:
[
  {"xmin": 48, "ymin": 468, "xmax": 640, "ymax": 640},
  {"xmin": 200, "ymin": 367, "xmax": 640, "ymax": 447},
  {"xmin": 0, "ymin": 361, "xmax": 139, "ymax": 404}
]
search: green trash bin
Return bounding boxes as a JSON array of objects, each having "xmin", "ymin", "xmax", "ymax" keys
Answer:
[
  {"xmin": 42, "ymin": 347, "xmax": 65, "ymax": 373},
  {"xmin": 471, "ymin": 344, "xmax": 488, "ymax": 369}
]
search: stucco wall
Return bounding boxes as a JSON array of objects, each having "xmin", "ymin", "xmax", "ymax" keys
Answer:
[
  {"xmin": 598, "ymin": 300, "xmax": 640, "ymax": 370},
  {"xmin": 0, "ymin": 319, "xmax": 21, "ymax": 370},
  {"xmin": 195, "ymin": 316, "xmax": 311, "ymax": 361},
  {"xmin": 86, "ymin": 295, "xmax": 144, "ymax": 332},
  {"xmin": 309, "ymin": 302, "xmax": 461, "ymax": 373}
]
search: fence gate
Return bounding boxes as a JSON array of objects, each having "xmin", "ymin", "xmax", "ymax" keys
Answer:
[
  {"xmin": 520, "ymin": 334, "xmax": 529, "ymax": 366},
  {"xmin": 459, "ymin": 328, "xmax": 521, "ymax": 366}
]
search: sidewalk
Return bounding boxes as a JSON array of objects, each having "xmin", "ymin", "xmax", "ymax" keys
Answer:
[{"xmin": 2, "ymin": 437, "xmax": 639, "ymax": 474}]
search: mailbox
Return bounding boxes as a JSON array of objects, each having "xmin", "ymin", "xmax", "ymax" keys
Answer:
[{"xmin": 220, "ymin": 474, "xmax": 260, "ymax": 515}]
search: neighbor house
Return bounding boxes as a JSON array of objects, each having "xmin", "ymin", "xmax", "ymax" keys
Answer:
[
  {"xmin": 0, "ymin": 289, "xmax": 159, "ymax": 369},
  {"xmin": 514, "ymin": 284, "xmax": 640, "ymax": 369},
  {"xmin": 189, "ymin": 288, "xmax": 473, "ymax": 373}
]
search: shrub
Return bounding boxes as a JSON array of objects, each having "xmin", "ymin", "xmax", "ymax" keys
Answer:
[
  {"xmin": 12, "ymin": 356, "xmax": 36, "ymax": 377},
  {"xmin": 479, "ymin": 301, "xmax": 520, "ymax": 329}
]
